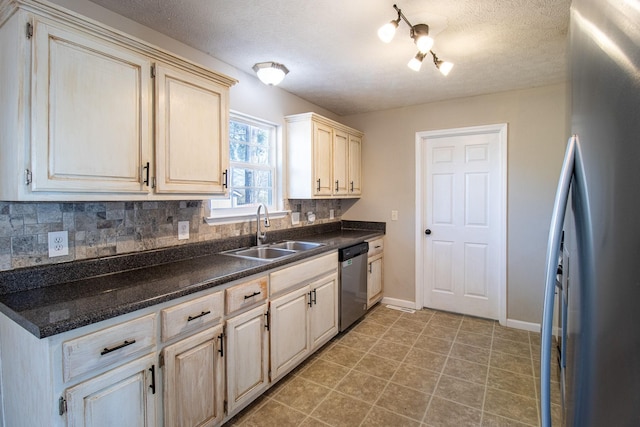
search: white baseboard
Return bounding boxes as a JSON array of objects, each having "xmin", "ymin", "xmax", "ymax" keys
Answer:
[
  {"xmin": 380, "ymin": 297, "xmax": 417, "ymax": 310},
  {"xmin": 506, "ymin": 318, "xmax": 541, "ymax": 333}
]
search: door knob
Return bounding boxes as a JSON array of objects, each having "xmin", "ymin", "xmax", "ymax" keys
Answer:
[{"xmin": 425, "ymin": 229, "xmax": 432, "ymax": 235}]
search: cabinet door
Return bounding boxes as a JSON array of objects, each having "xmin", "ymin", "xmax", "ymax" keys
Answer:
[
  {"xmin": 155, "ymin": 63, "xmax": 229, "ymax": 194},
  {"xmin": 312, "ymin": 122, "xmax": 333, "ymax": 196},
  {"xmin": 31, "ymin": 19, "xmax": 151, "ymax": 194},
  {"xmin": 309, "ymin": 272, "xmax": 339, "ymax": 350},
  {"xmin": 225, "ymin": 304, "xmax": 269, "ymax": 415},
  {"xmin": 348, "ymin": 134, "xmax": 362, "ymax": 195},
  {"xmin": 367, "ymin": 256, "xmax": 384, "ymax": 308},
  {"xmin": 333, "ymin": 130, "xmax": 349, "ymax": 196},
  {"xmin": 65, "ymin": 353, "xmax": 157, "ymax": 427},
  {"xmin": 163, "ymin": 324, "xmax": 224, "ymax": 427},
  {"xmin": 270, "ymin": 286, "xmax": 311, "ymax": 381}
]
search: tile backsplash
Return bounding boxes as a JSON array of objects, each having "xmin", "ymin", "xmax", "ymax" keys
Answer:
[{"xmin": 0, "ymin": 199, "xmax": 347, "ymax": 271}]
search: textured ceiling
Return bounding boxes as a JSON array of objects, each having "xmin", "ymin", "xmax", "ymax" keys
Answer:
[{"xmin": 88, "ymin": 0, "xmax": 571, "ymax": 116}]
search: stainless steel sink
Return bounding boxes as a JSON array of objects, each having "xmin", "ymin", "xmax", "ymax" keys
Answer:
[
  {"xmin": 221, "ymin": 240, "xmax": 325, "ymax": 262},
  {"xmin": 269, "ymin": 241, "xmax": 324, "ymax": 251}
]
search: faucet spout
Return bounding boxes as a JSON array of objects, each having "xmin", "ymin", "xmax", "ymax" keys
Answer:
[{"xmin": 256, "ymin": 203, "xmax": 270, "ymax": 245}]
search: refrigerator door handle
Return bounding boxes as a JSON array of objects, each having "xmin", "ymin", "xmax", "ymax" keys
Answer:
[{"xmin": 541, "ymin": 135, "xmax": 577, "ymax": 426}]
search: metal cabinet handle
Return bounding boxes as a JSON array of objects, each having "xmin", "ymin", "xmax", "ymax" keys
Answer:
[
  {"xmin": 244, "ymin": 291, "xmax": 261, "ymax": 300},
  {"xmin": 218, "ymin": 333, "xmax": 224, "ymax": 357},
  {"xmin": 187, "ymin": 310, "xmax": 211, "ymax": 322},
  {"xmin": 101, "ymin": 339, "xmax": 136, "ymax": 356},
  {"xmin": 149, "ymin": 365, "xmax": 156, "ymax": 394},
  {"xmin": 142, "ymin": 162, "xmax": 150, "ymax": 186},
  {"xmin": 222, "ymin": 169, "xmax": 228, "ymax": 189},
  {"xmin": 317, "ymin": 179, "xmax": 321, "ymax": 192},
  {"xmin": 312, "ymin": 289, "xmax": 317, "ymax": 305},
  {"xmin": 264, "ymin": 311, "xmax": 270, "ymax": 331},
  {"xmin": 308, "ymin": 291, "xmax": 313, "ymax": 307},
  {"xmin": 350, "ymin": 181, "xmax": 354, "ymax": 192},
  {"xmin": 335, "ymin": 180, "xmax": 339, "ymax": 192}
]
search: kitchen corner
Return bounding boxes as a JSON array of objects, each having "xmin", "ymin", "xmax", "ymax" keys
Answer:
[{"xmin": 0, "ymin": 220, "xmax": 384, "ymax": 339}]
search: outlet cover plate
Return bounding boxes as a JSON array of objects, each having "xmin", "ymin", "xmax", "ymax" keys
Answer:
[
  {"xmin": 178, "ymin": 221, "xmax": 190, "ymax": 240},
  {"xmin": 48, "ymin": 230, "xmax": 69, "ymax": 257}
]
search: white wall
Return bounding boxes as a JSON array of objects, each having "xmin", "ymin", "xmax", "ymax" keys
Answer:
[{"xmin": 341, "ymin": 84, "xmax": 568, "ymax": 324}]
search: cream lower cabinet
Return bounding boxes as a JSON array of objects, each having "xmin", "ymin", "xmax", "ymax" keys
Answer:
[
  {"xmin": 64, "ymin": 353, "xmax": 157, "ymax": 427},
  {"xmin": 162, "ymin": 324, "xmax": 225, "ymax": 427},
  {"xmin": 367, "ymin": 237, "xmax": 384, "ymax": 308},
  {"xmin": 270, "ymin": 270, "xmax": 338, "ymax": 382},
  {"xmin": 225, "ymin": 303, "xmax": 269, "ymax": 415}
]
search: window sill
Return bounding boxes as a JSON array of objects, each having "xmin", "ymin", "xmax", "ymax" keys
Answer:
[{"xmin": 204, "ymin": 210, "xmax": 291, "ymax": 225}]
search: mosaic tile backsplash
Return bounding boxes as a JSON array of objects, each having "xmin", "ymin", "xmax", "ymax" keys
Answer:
[{"xmin": 0, "ymin": 199, "xmax": 347, "ymax": 271}]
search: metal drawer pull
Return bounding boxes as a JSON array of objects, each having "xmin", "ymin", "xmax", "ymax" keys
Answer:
[
  {"xmin": 244, "ymin": 291, "xmax": 261, "ymax": 300},
  {"xmin": 317, "ymin": 179, "xmax": 321, "ymax": 192},
  {"xmin": 187, "ymin": 310, "xmax": 211, "ymax": 322},
  {"xmin": 100, "ymin": 339, "xmax": 136, "ymax": 356}
]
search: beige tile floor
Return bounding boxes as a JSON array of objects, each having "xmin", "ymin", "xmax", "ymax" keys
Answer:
[{"xmin": 224, "ymin": 305, "xmax": 562, "ymax": 427}]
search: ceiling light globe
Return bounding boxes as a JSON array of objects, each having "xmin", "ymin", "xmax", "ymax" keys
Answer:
[
  {"xmin": 415, "ymin": 35, "xmax": 434, "ymax": 53},
  {"xmin": 407, "ymin": 52, "xmax": 425, "ymax": 72},
  {"xmin": 439, "ymin": 61, "xmax": 454, "ymax": 76},
  {"xmin": 253, "ymin": 62, "xmax": 289, "ymax": 85},
  {"xmin": 378, "ymin": 21, "xmax": 398, "ymax": 43}
]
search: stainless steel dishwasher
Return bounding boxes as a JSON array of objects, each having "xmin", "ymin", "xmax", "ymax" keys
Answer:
[{"xmin": 339, "ymin": 241, "xmax": 369, "ymax": 331}]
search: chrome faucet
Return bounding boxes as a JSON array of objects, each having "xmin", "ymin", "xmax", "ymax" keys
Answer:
[{"xmin": 256, "ymin": 203, "xmax": 271, "ymax": 245}]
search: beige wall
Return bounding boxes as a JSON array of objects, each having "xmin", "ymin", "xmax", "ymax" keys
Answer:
[{"xmin": 341, "ymin": 84, "xmax": 568, "ymax": 324}]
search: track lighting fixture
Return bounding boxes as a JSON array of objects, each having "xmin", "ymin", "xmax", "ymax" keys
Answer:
[
  {"xmin": 378, "ymin": 4, "xmax": 454, "ymax": 75},
  {"xmin": 252, "ymin": 62, "xmax": 289, "ymax": 85}
]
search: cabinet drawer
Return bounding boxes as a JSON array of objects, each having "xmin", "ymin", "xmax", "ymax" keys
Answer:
[
  {"xmin": 226, "ymin": 276, "xmax": 268, "ymax": 315},
  {"xmin": 62, "ymin": 313, "xmax": 156, "ymax": 382},
  {"xmin": 367, "ymin": 237, "xmax": 384, "ymax": 258},
  {"xmin": 161, "ymin": 291, "xmax": 224, "ymax": 342},
  {"xmin": 270, "ymin": 252, "xmax": 338, "ymax": 296}
]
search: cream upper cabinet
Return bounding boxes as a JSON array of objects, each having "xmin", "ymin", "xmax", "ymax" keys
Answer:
[
  {"xmin": 0, "ymin": 3, "xmax": 236, "ymax": 201},
  {"xmin": 30, "ymin": 17, "xmax": 152, "ymax": 195},
  {"xmin": 286, "ymin": 113, "xmax": 363, "ymax": 199},
  {"xmin": 332, "ymin": 130, "xmax": 349, "ymax": 196},
  {"xmin": 154, "ymin": 63, "xmax": 229, "ymax": 195},
  {"xmin": 348, "ymin": 134, "xmax": 362, "ymax": 195},
  {"xmin": 312, "ymin": 122, "xmax": 333, "ymax": 196}
]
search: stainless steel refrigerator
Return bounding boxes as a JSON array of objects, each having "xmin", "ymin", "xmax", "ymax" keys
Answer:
[{"xmin": 541, "ymin": 0, "xmax": 640, "ymax": 425}]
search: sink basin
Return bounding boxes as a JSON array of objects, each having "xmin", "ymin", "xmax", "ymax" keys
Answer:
[
  {"xmin": 228, "ymin": 247, "xmax": 296, "ymax": 261},
  {"xmin": 269, "ymin": 241, "xmax": 324, "ymax": 251},
  {"xmin": 220, "ymin": 240, "xmax": 325, "ymax": 262}
]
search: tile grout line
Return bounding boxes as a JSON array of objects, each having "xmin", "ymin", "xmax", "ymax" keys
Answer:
[
  {"xmin": 478, "ymin": 317, "xmax": 496, "ymax": 426},
  {"xmin": 420, "ymin": 312, "xmax": 464, "ymax": 425}
]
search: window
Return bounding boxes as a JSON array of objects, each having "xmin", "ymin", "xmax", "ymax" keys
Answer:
[{"xmin": 208, "ymin": 113, "xmax": 281, "ymax": 219}]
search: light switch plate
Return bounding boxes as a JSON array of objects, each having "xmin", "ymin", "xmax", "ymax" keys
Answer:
[
  {"xmin": 178, "ymin": 221, "xmax": 190, "ymax": 240},
  {"xmin": 391, "ymin": 210, "xmax": 398, "ymax": 221},
  {"xmin": 48, "ymin": 230, "xmax": 69, "ymax": 257}
]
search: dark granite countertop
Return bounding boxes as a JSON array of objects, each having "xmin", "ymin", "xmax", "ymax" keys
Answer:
[{"xmin": 0, "ymin": 221, "xmax": 384, "ymax": 338}]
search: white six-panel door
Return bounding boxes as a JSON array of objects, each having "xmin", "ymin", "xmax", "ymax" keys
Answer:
[{"xmin": 418, "ymin": 124, "xmax": 506, "ymax": 320}]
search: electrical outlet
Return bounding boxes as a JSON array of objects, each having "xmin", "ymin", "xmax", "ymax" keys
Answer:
[
  {"xmin": 329, "ymin": 209, "xmax": 335, "ymax": 220},
  {"xmin": 178, "ymin": 221, "xmax": 190, "ymax": 240},
  {"xmin": 48, "ymin": 230, "xmax": 69, "ymax": 257},
  {"xmin": 391, "ymin": 210, "xmax": 398, "ymax": 221}
]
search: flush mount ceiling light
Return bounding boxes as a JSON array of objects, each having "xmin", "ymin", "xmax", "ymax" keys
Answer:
[
  {"xmin": 252, "ymin": 62, "xmax": 289, "ymax": 86},
  {"xmin": 378, "ymin": 4, "xmax": 454, "ymax": 75}
]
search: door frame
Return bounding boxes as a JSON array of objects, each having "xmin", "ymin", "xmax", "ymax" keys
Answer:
[{"xmin": 414, "ymin": 123, "xmax": 508, "ymax": 325}]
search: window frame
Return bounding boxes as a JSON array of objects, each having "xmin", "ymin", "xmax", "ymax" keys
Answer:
[{"xmin": 206, "ymin": 111, "xmax": 286, "ymax": 223}]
